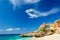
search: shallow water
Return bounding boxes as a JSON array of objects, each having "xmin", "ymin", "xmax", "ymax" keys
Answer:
[{"xmin": 0, "ymin": 34, "xmax": 30, "ymax": 40}]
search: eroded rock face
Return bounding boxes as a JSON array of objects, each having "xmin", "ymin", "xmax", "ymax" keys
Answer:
[{"xmin": 20, "ymin": 20, "xmax": 60, "ymax": 37}]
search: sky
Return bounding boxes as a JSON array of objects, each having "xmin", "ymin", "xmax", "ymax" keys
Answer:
[{"xmin": 0, "ymin": 0, "xmax": 60, "ymax": 34}]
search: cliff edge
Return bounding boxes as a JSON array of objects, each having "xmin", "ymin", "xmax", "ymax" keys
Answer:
[{"xmin": 20, "ymin": 20, "xmax": 60, "ymax": 37}]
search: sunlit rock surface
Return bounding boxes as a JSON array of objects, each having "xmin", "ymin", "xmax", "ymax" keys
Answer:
[{"xmin": 20, "ymin": 20, "xmax": 60, "ymax": 37}]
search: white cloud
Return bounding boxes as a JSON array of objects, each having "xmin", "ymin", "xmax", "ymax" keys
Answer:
[
  {"xmin": 26, "ymin": 8, "xmax": 59, "ymax": 18},
  {"xmin": 26, "ymin": 9, "xmax": 41, "ymax": 18},
  {"xmin": 6, "ymin": 28, "xmax": 21, "ymax": 32},
  {"xmin": 14, "ymin": 28, "xmax": 21, "ymax": 31},
  {"xmin": 6, "ymin": 28, "xmax": 14, "ymax": 31},
  {"xmin": 10, "ymin": 0, "xmax": 21, "ymax": 10},
  {"xmin": 24, "ymin": 0, "xmax": 40, "ymax": 4},
  {"xmin": 10, "ymin": 0, "xmax": 40, "ymax": 10}
]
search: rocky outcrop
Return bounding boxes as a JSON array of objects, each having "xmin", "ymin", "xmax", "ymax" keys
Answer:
[{"xmin": 20, "ymin": 20, "xmax": 60, "ymax": 37}]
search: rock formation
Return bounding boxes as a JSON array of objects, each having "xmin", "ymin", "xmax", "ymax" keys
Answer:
[{"xmin": 20, "ymin": 20, "xmax": 60, "ymax": 37}]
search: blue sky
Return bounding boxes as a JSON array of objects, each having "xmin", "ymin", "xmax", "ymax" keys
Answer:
[{"xmin": 0, "ymin": 0, "xmax": 60, "ymax": 34}]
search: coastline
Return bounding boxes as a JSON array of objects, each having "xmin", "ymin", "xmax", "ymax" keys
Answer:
[
  {"xmin": 20, "ymin": 20, "xmax": 60, "ymax": 40},
  {"xmin": 30, "ymin": 34, "xmax": 60, "ymax": 40}
]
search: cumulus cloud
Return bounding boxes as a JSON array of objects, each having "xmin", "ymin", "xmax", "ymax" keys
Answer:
[
  {"xmin": 10, "ymin": 0, "xmax": 40, "ymax": 10},
  {"xmin": 6, "ymin": 28, "xmax": 21, "ymax": 31},
  {"xmin": 26, "ymin": 8, "xmax": 59, "ymax": 18}
]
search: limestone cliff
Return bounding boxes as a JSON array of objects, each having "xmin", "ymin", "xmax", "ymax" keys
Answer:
[{"xmin": 20, "ymin": 20, "xmax": 60, "ymax": 37}]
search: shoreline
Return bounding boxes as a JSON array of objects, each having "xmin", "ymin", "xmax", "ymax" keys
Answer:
[
  {"xmin": 30, "ymin": 34, "xmax": 60, "ymax": 40},
  {"xmin": 20, "ymin": 20, "xmax": 60, "ymax": 40}
]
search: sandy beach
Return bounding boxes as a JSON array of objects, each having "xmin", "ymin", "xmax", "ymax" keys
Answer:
[{"xmin": 30, "ymin": 34, "xmax": 60, "ymax": 40}]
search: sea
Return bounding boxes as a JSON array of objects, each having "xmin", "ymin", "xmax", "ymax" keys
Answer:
[{"xmin": 0, "ymin": 34, "xmax": 30, "ymax": 40}]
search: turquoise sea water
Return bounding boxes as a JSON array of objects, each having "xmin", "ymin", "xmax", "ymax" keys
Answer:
[{"xmin": 0, "ymin": 34, "xmax": 30, "ymax": 40}]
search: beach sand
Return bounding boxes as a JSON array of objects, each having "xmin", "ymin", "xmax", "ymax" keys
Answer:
[{"xmin": 30, "ymin": 34, "xmax": 60, "ymax": 40}]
